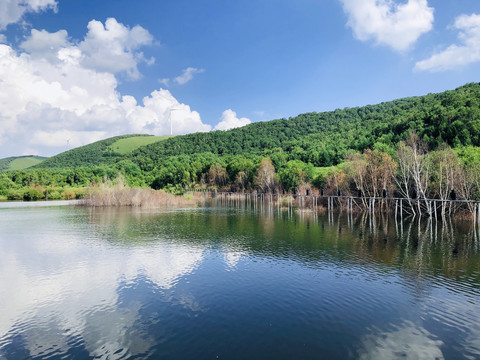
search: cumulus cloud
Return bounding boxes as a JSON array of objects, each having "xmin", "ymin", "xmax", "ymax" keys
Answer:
[
  {"xmin": 340, "ymin": 0, "xmax": 434, "ymax": 51},
  {"xmin": 0, "ymin": 34, "xmax": 6, "ymax": 43},
  {"xmin": 0, "ymin": 0, "xmax": 57, "ymax": 30},
  {"xmin": 415, "ymin": 13, "xmax": 480, "ymax": 71},
  {"xmin": 174, "ymin": 67, "xmax": 204, "ymax": 85},
  {"xmin": 214, "ymin": 109, "xmax": 251, "ymax": 131},
  {"xmin": 0, "ymin": 19, "xmax": 212, "ymax": 157},
  {"xmin": 79, "ymin": 18, "xmax": 155, "ymax": 79},
  {"xmin": 20, "ymin": 29, "xmax": 69, "ymax": 61},
  {"xmin": 20, "ymin": 18, "xmax": 155, "ymax": 79}
]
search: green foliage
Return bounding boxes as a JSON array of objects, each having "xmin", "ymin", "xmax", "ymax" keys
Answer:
[
  {"xmin": 455, "ymin": 146, "xmax": 480, "ymax": 168},
  {"xmin": 7, "ymin": 189, "xmax": 24, "ymax": 201},
  {"xmin": 311, "ymin": 165, "xmax": 343, "ymax": 190},
  {"xmin": 22, "ymin": 187, "xmax": 44, "ymax": 201},
  {"xmin": 278, "ymin": 160, "xmax": 314, "ymax": 191},
  {"xmin": 0, "ymin": 174, "xmax": 17, "ymax": 195}
]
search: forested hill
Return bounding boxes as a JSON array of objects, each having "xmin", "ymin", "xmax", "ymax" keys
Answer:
[
  {"xmin": 129, "ymin": 82, "xmax": 480, "ymax": 168},
  {"xmin": 33, "ymin": 82, "xmax": 480, "ymax": 170}
]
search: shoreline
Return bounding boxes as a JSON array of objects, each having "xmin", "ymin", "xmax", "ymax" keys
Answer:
[{"xmin": 0, "ymin": 200, "xmax": 81, "ymax": 209}]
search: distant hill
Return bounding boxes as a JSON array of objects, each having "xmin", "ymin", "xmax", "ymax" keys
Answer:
[
  {"xmin": 0, "ymin": 156, "xmax": 48, "ymax": 171},
  {"xmin": 36, "ymin": 135, "xmax": 170, "ymax": 168}
]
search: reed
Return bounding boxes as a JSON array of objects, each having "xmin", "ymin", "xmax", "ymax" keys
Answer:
[{"xmin": 81, "ymin": 177, "xmax": 203, "ymax": 208}]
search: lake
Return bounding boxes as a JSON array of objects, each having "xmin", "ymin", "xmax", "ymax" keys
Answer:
[{"xmin": 1, "ymin": 203, "xmax": 480, "ymax": 359}]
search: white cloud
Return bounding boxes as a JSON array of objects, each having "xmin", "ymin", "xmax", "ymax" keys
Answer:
[
  {"xmin": 0, "ymin": 19, "xmax": 212, "ymax": 157},
  {"xmin": 214, "ymin": 109, "xmax": 251, "ymax": 131},
  {"xmin": 415, "ymin": 13, "xmax": 480, "ymax": 71},
  {"xmin": 0, "ymin": 34, "xmax": 6, "ymax": 43},
  {"xmin": 159, "ymin": 78, "xmax": 170, "ymax": 87},
  {"xmin": 21, "ymin": 29, "xmax": 69, "ymax": 62},
  {"xmin": 340, "ymin": 0, "xmax": 434, "ymax": 51},
  {"xmin": 126, "ymin": 89, "xmax": 211, "ymax": 135},
  {"xmin": 0, "ymin": 0, "xmax": 57, "ymax": 30},
  {"xmin": 79, "ymin": 18, "xmax": 155, "ymax": 79},
  {"xmin": 19, "ymin": 18, "xmax": 155, "ymax": 79},
  {"xmin": 174, "ymin": 67, "xmax": 204, "ymax": 85}
]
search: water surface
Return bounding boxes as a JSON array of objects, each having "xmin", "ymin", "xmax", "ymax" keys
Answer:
[{"xmin": 1, "ymin": 205, "xmax": 480, "ymax": 359}]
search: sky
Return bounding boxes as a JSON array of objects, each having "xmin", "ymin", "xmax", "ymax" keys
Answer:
[{"xmin": 0, "ymin": 0, "xmax": 479, "ymax": 158}]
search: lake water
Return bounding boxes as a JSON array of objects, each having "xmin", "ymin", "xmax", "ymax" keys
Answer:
[{"xmin": 1, "ymin": 204, "xmax": 480, "ymax": 359}]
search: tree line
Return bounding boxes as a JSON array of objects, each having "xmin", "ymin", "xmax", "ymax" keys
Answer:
[{"xmin": 3, "ymin": 134, "xmax": 480, "ymax": 216}]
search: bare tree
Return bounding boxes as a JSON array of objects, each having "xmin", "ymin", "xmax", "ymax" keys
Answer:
[
  {"xmin": 345, "ymin": 152, "xmax": 368, "ymax": 207},
  {"xmin": 456, "ymin": 161, "xmax": 479, "ymax": 214},
  {"xmin": 395, "ymin": 133, "xmax": 431, "ymax": 216},
  {"xmin": 208, "ymin": 163, "xmax": 228, "ymax": 188},
  {"xmin": 430, "ymin": 146, "xmax": 462, "ymax": 216},
  {"xmin": 254, "ymin": 158, "xmax": 278, "ymax": 193},
  {"xmin": 233, "ymin": 171, "xmax": 247, "ymax": 192},
  {"xmin": 345, "ymin": 150, "xmax": 397, "ymax": 209}
]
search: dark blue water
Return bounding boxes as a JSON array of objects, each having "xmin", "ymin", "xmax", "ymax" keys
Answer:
[{"xmin": 1, "ymin": 205, "xmax": 479, "ymax": 359}]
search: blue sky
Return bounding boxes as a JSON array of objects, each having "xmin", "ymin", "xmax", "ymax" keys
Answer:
[{"xmin": 0, "ymin": 0, "xmax": 479, "ymax": 157}]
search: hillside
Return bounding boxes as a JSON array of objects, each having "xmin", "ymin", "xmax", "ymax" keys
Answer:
[
  {"xmin": 37, "ymin": 134, "xmax": 170, "ymax": 168},
  {"xmin": 0, "ymin": 156, "xmax": 48, "ymax": 171},
  {"xmin": 32, "ymin": 82, "xmax": 480, "ymax": 170},
  {"xmin": 128, "ymin": 83, "xmax": 480, "ymax": 168}
]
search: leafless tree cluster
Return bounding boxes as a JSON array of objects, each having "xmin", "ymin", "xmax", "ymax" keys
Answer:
[
  {"xmin": 320, "ymin": 132, "xmax": 480, "ymax": 217},
  {"xmin": 253, "ymin": 158, "xmax": 279, "ymax": 193}
]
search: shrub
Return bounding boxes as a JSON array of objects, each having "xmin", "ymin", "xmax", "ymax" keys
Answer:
[
  {"xmin": 61, "ymin": 190, "xmax": 76, "ymax": 200},
  {"xmin": 7, "ymin": 189, "xmax": 24, "ymax": 200},
  {"xmin": 23, "ymin": 187, "xmax": 44, "ymax": 201},
  {"xmin": 73, "ymin": 188, "xmax": 86, "ymax": 199},
  {"xmin": 48, "ymin": 191, "xmax": 62, "ymax": 200}
]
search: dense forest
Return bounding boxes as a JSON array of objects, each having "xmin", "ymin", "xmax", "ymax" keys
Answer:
[{"xmin": 1, "ymin": 82, "xmax": 480, "ymax": 211}]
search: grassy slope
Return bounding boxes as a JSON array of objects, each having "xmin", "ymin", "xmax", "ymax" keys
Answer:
[
  {"xmin": 9, "ymin": 157, "xmax": 47, "ymax": 170},
  {"xmin": 36, "ymin": 134, "xmax": 173, "ymax": 169},
  {"xmin": 107, "ymin": 135, "xmax": 174, "ymax": 155},
  {"xmin": 0, "ymin": 156, "xmax": 48, "ymax": 171}
]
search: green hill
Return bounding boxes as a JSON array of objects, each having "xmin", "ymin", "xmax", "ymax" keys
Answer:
[
  {"xmin": 33, "ymin": 82, "xmax": 480, "ymax": 170},
  {"xmin": 37, "ymin": 134, "xmax": 170, "ymax": 168},
  {"xmin": 0, "ymin": 156, "xmax": 48, "ymax": 171},
  {"xmin": 128, "ymin": 82, "xmax": 480, "ymax": 168}
]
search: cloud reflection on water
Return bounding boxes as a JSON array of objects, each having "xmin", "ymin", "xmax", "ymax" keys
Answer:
[
  {"xmin": 358, "ymin": 321, "xmax": 444, "ymax": 360},
  {"xmin": 0, "ymin": 208, "xmax": 204, "ymax": 358}
]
